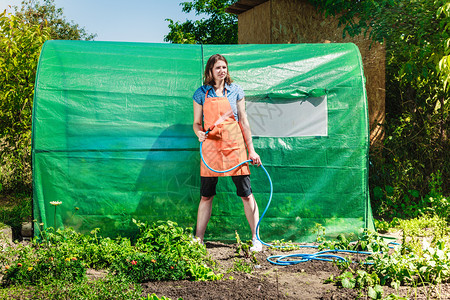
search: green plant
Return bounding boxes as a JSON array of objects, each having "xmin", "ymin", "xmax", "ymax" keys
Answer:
[
  {"xmin": 318, "ymin": 233, "xmax": 355, "ymax": 251},
  {"xmin": 369, "ymin": 240, "xmax": 450, "ymax": 286},
  {"xmin": 314, "ymin": 223, "xmax": 326, "ymax": 242},
  {"xmin": 165, "ymin": 0, "xmax": 237, "ymax": 44},
  {"xmin": 111, "ymin": 252, "xmax": 190, "ymax": 282},
  {"xmin": 0, "ymin": 194, "xmax": 31, "ymax": 234},
  {"xmin": 188, "ymin": 263, "xmax": 223, "ymax": 281},
  {"xmin": 322, "ymin": 219, "xmax": 450, "ymax": 298},
  {"xmin": 419, "ymin": 171, "xmax": 449, "ymax": 220},
  {"xmin": 113, "ymin": 220, "xmax": 221, "ymax": 282},
  {"xmin": 374, "ymin": 219, "xmax": 390, "ymax": 233},
  {"xmin": 0, "ymin": 275, "xmax": 142, "ymax": 299},
  {"xmin": 35, "ymin": 226, "xmax": 137, "ymax": 270},
  {"xmin": 14, "ymin": 0, "xmax": 96, "ymax": 40},
  {"xmin": 1, "ymin": 220, "xmax": 225, "ymax": 288},
  {"xmin": 141, "ymin": 294, "xmax": 183, "ymax": 300},
  {"xmin": 1, "ymin": 1, "xmax": 95, "ymax": 193},
  {"xmin": 0, "ymin": 10, "xmax": 50, "ymax": 193},
  {"xmin": 227, "ymin": 258, "xmax": 253, "ymax": 274},
  {"xmin": 394, "ymin": 215, "xmax": 448, "ymax": 242},
  {"xmin": 234, "ymin": 231, "xmax": 257, "ymax": 264},
  {"xmin": 268, "ymin": 239, "xmax": 298, "ymax": 251},
  {"xmin": 2, "ymin": 253, "xmax": 86, "ymax": 286}
]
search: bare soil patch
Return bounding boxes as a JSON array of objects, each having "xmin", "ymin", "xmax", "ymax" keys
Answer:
[{"xmin": 142, "ymin": 240, "xmax": 450, "ymax": 300}]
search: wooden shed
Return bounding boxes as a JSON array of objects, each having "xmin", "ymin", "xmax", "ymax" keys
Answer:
[{"xmin": 227, "ymin": 0, "xmax": 385, "ymax": 146}]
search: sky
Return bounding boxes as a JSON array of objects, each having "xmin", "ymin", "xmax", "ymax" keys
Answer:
[{"xmin": 0, "ymin": 0, "xmax": 204, "ymax": 43}]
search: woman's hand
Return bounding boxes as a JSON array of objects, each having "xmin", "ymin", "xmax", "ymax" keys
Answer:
[
  {"xmin": 193, "ymin": 101, "xmax": 206, "ymax": 142},
  {"xmin": 197, "ymin": 131, "xmax": 207, "ymax": 142},
  {"xmin": 249, "ymin": 151, "xmax": 261, "ymax": 166}
]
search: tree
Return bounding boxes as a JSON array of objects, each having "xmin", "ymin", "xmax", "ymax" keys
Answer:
[
  {"xmin": 165, "ymin": 0, "xmax": 238, "ymax": 44},
  {"xmin": 438, "ymin": 2, "xmax": 450, "ymax": 91},
  {"xmin": 14, "ymin": 0, "xmax": 96, "ymax": 40},
  {"xmin": 0, "ymin": 11, "xmax": 50, "ymax": 192},
  {"xmin": 1, "ymin": 0, "xmax": 96, "ymax": 193},
  {"xmin": 308, "ymin": 0, "xmax": 449, "ymax": 217}
]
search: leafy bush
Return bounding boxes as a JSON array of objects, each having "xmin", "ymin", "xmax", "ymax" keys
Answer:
[
  {"xmin": 0, "ymin": 194, "xmax": 31, "ymax": 234},
  {"xmin": 37, "ymin": 227, "xmax": 136, "ymax": 269},
  {"xmin": 327, "ymin": 216, "xmax": 450, "ymax": 299},
  {"xmin": 1, "ymin": 220, "xmax": 222, "ymax": 287},
  {"xmin": 371, "ymin": 170, "xmax": 449, "ymax": 220},
  {"xmin": 111, "ymin": 252, "xmax": 190, "ymax": 282},
  {"xmin": 2, "ymin": 254, "xmax": 86, "ymax": 286},
  {"xmin": 0, "ymin": 275, "xmax": 142, "ymax": 300},
  {"xmin": 0, "ymin": 10, "xmax": 49, "ymax": 193},
  {"xmin": 1, "ymin": 1, "xmax": 96, "ymax": 194},
  {"xmin": 110, "ymin": 219, "xmax": 221, "ymax": 282},
  {"xmin": 369, "ymin": 240, "xmax": 450, "ymax": 286}
]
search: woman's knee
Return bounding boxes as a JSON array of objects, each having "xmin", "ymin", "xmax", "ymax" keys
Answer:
[
  {"xmin": 201, "ymin": 195, "xmax": 214, "ymax": 202},
  {"xmin": 241, "ymin": 195, "xmax": 252, "ymax": 202}
]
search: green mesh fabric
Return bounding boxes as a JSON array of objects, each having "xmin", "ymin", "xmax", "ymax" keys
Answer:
[{"xmin": 32, "ymin": 41, "xmax": 374, "ymax": 242}]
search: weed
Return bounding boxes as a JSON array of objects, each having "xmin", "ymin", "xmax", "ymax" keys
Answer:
[
  {"xmin": 141, "ymin": 294, "xmax": 182, "ymax": 300},
  {"xmin": 234, "ymin": 230, "xmax": 257, "ymax": 264},
  {"xmin": 227, "ymin": 258, "xmax": 253, "ymax": 273},
  {"xmin": 268, "ymin": 239, "xmax": 298, "ymax": 251}
]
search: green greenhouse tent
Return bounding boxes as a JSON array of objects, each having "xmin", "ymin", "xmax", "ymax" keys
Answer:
[{"xmin": 32, "ymin": 41, "xmax": 374, "ymax": 242}]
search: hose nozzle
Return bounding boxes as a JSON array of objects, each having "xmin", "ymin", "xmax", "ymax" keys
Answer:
[{"xmin": 205, "ymin": 124, "xmax": 215, "ymax": 134}]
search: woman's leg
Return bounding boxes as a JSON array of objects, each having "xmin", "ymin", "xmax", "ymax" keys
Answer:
[
  {"xmin": 241, "ymin": 193, "xmax": 259, "ymax": 240},
  {"xmin": 195, "ymin": 195, "xmax": 214, "ymax": 242}
]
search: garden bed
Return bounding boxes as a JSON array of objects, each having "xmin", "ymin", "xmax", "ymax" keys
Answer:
[
  {"xmin": 143, "ymin": 240, "xmax": 450, "ymax": 300},
  {"xmin": 1, "ymin": 218, "xmax": 449, "ymax": 300}
]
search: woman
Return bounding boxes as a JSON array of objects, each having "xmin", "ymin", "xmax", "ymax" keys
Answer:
[{"xmin": 192, "ymin": 54, "xmax": 262, "ymax": 252}]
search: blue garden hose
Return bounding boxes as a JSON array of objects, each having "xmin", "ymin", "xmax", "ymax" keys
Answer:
[
  {"xmin": 200, "ymin": 130, "xmax": 397, "ymax": 265},
  {"xmin": 200, "ymin": 128, "xmax": 273, "ymax": 250}
]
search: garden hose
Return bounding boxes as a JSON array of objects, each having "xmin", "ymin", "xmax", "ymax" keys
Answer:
[{"xmin": 200, "ymin": 127, "xmax": 398, "ymax": 266}]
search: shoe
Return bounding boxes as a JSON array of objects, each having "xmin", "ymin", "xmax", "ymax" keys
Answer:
[
  {"xmin": 191, "ymin": 236, "xmax": 204, "ymax": 246},
  {"xmin": 250, "ymin": 238, "xmax": 263, "ymax": 252}
]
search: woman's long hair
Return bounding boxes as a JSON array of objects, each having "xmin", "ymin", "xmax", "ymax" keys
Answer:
[{"xmin": 203, "ymin": 54, "xmax": 233, "ymax": 86}]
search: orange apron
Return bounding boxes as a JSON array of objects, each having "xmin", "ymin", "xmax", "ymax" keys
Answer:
[{"xmin": 201, "ymin": 90, "xmax": 250, "ymax": 177}]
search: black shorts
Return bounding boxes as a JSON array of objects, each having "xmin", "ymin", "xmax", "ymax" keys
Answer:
[{"xmin": 201, "ymin": 175, "xmax": 252, "ymax": 198}]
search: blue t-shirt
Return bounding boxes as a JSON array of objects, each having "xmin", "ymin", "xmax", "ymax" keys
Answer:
[{"xmin": 193, "ymin": 83, "xmax": 245, "ymax": 121}]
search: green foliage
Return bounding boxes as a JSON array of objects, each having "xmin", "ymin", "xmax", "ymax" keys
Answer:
[
  {"xmin": 327, "ymin": 216, "xmax": 450, "ymax": 299},
  {"xmin": 35, "ymin": 226, "xmax": 137, "ymax": 269},
  {"xmin": 13, "ymin": 0, "xmax": 96, "ymax": 40},
  {"xmin": 1, "ymin": 1, "xmax": 96, "ymax": 193},
  {"xmin": 438, "ymin": 2, "xmax": 450, "ymax": 90},
  {"xmin": 228, "ymin": 258, "xmax": 253, "ymax": 273},
  {"xmin": 268, "ymin": 239, "xmax": 298, "ymax": 252},
  {"xmin": 373, "ymin": 170, "xmax": 449, "ymax": 220},
  {"xmin": 110, "ymin": 252, "xmax": 190, "ymax": 282},
  {"xmin": 419, "ymin": 170, "xmax": 450, "ymax": 220},
  {"xmin": 142, "ymin": 294, "xmax": 182, "ymax": 300},
  {"xmin": 0, "ymin": 11, "xmax": 50, "ymax": 192},
  {"xmin": 369, "ymin": 239, "xmax": 450, "ymax": 286},
  {"xmin": 2, "ymin": 254, "xmax": 86, "ymax": 286},
  {"xmin": 133, "ymin": 219, "xmax": 208, "ymax": 264},
  {"xmin": 308, "ymin": 1, "xmax": 450, "ymax": 219},
  {"xmin": 234, "ymin": 230, "xmax": 257, "ymax": 264},
  {"xmin": 374, "ymin": 219, "xmax": 391, "ymax": 234},
  {"xmin": 0, "ymin": 276, "xmax": 142, "ymax": 300},
  {"xmin": 0, "ymin": 194, "xmax": 31, "ymax": 233},
  {"xmin": 317, "ymin": 229, "xmax": 389, "ymax": 254},
  {"xmin": 165, "ymin": 0, "xmax": 237, "ymax": 44},
  {"xmin": 187, "ymin": 262, "xmax": 223, "ymax": 281},
  {"xmin": 0, "ymin": 220, "xmax": 222, "ymax": 289},
  {"xmin": 111, "ymin": 219, "xmax": 222, "ymax": 282}
]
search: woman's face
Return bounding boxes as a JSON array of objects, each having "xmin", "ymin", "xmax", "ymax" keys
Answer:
[{"xmin": 211, "ymin": 60, "xmax": 227, "ymax": 84}]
